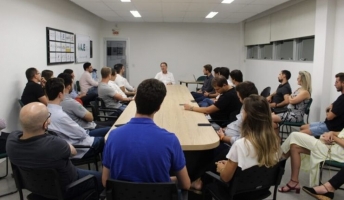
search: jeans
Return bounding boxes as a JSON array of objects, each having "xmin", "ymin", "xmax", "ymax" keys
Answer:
[
  {"xmin": 191, "ymin": 92, "xmax": 206, "ymax": 103},
  {"xmin": 65, "ymin": 168, "xmax": 103, "ymax": 199},
  {"xmin": 87, "ymin": 87, "xmax": 98, "ymax": 95},
  {"xmin": 83, "ymin": 137, "xmax": 104, "ymax": 158},
  {"xmin": 199, "ymin": 98, "xmax": 214, "ymax": 107},
  {"xmin": 89, "ymin": 127, "xmax": 111, "ymax": 137},
  {"xmin": 309, "ymin": 121, "xmax": 329, "ymax": 136}
]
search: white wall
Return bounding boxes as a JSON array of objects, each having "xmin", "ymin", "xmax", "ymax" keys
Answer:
[
  {"xmin": 0, "ymin": 0, "xmax": 102, "ymax": 131},
  {"xmin": 244, "ymin": 0, "xmax": 344, "ymax": 124},
  {"xmin": 99, "ymin": 22, "xmax": 242, "ymax": 90}
]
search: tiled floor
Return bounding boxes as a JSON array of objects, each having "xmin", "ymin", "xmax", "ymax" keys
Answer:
[{"xmin": 0, "ymin": 159, "xmax": 343, "ymax": 200}]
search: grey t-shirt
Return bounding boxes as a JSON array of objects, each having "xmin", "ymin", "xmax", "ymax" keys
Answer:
[
  {"xmin": 98, "ymin": 82, "xmax": 122, "ymax": 109},
  {"xmin": 6, "ymin": 131, "xmax": 78, "ymax": 187},
  {"xmin": 61, "ymin": 94, "xmax": 96, "ymax": 129}
]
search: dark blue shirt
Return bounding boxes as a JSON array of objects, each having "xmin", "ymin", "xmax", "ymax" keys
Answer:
[
  {"xmin": 103, "ymin": 118, "xmax": 186, "ymax": 183},
  {"xmin": 201, "ymin": 74, "xmax": 214, "ymax": 93}
]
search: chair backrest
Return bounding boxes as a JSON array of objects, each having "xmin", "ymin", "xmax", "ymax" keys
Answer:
[
  {"xmin": 18, "ymin": 99, "xmax": 24, "ymax": 108},
  {"xmin": 260, "ymin": 87, "xmax": 271, "ymax": 98},
  {"xmin": 196, "ymin": 76, "xmax": 206, "ymax": 82},
  {"xmin": 96, "ymin": 97, "xmax": 107, "ymax": 109},
  {"xmin": 106, "ymin": 179, "xmax": 179, "ymax": 200},
  {"xmin": 227, "ymin": 159, "xmax": 286, "ymax": 199},
  {"xmin": 89, "ymin": 101, "xmax": 100, "ymax": 121},
  {"xmin": 304, "ymin": 98, "xmax": 313, "ymax": 115},
  {"xmin": 76, "ymin": 81, "xmax": 81, "ymax": 92},
  {"xmin": 12, "ymin": 165, "xmax": 64, "ymax": 200}
]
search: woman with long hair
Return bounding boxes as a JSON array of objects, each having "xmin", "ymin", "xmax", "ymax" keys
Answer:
[
  {"xmin": 216, "ymin": 95, "xmax": 280, "ymax": 182},
  {"xmin": 272, "ymin": 71, "xmax": 312, "ymax": 127}
]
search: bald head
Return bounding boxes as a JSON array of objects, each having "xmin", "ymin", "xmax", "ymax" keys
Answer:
[{"xmin": 20, "ymin": 102, "xmax": 49, "ymax": 134}]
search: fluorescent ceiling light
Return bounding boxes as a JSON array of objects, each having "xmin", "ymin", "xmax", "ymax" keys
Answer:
[
  {"xmin": 121, "ymin": 0, "xmax": 131, "ymax": 2},
  {"xmin": 130, "ymin": 11, "xmax": 141, "ymax": 18},
  {"xmin": 205, "ymin": 12, "xmax": 218, "ymax": 18},
  {"xmin": 222, "ymin": 0, "xmax": 234, "ymax": 4}
]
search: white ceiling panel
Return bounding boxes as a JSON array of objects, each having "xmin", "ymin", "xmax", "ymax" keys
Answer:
[
  {"xmin": 143, "ymin": 17, "xmax": 164, "ymax": 22},
  {"xmin": 186, "ymin": 3, "xmax": 218, "ymax": 12},
  {"xmin": 183, "ymin": 17, "xmax": 204, "ymax": 23},
  {"xmin": 237, "ymin": 4, "xmax": 275, "ymax": 13},
  {"xmin": 184, "ymin": 11, "xmax": 208, "ymax": 18},
  {"xmin": 162, "ymin": 3, "xmax": 190, "ymax": 11},
  {"xmin": 134, "ymin": 2, "xmax": 162, "ymax": 10},
  {"xmin": 104, "ymin": 2, "xmax": 136, "ymax": 10},
  {"xmin": 69, "ymin": 0, "xmax": 289, "ymax": 23},
  {"xmin": 163, "ymin": 17, "xmax": 184, "ymax": 22}
]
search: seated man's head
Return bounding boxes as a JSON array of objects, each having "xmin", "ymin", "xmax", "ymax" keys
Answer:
[
  {"xmin": 278, "ymin": 70, "xmax": 291, "ymax": 83},
  {"xmin": 114, "ymin": 63, "xmax": 124, "ymax": 74},
  {"xmin": 45, "ymin": 78, "xmax": 65, "ymax": 101},
  {"xmin": 213, "ymin": 67, "xmax": 221, "ymax": 77},
  {"xmin": 135, "ymin": 79, "xmax": 167, "ymax": 116},
  {"xmin": 63, "ymin": 69, "xmax": 75, "ymax": 80},
  {"xmin": 219, "ymin": 67, "xmax": 230, "ymax": 80},
  {"xmin": 160, "ymin": 62, "xmax": 168, "ymax": 74},
  {"xmin": 101, "ymin": 67, "xmax": 112, "ymax": 80},
  {"xmin": 83, "ymin": 62, "xmax": 93, "ymax": 72},
  {"xmin": 211, "ymin": 76, "xmax": 229, "ymax": 94},
  {"xmin": 110, "ymin": 68, "xmax": 117, "ymax": 81},
  {"xmin": 335, "ymin": 72, "xmax": 344, "ymax": 92},
  {"xmin": 20, "ymin": 102, "xmax": 50, "ymax": 134},
  {"xmin": 57, "ymin": 73, "xmax": 74, "ymax": 94},
  {"xmin": 42, "ymin": 70, "xmax": 54, "ymax": 81},
  {"xmin": 229, "ymin": 70, "xmax": 243, "ymax": 86},
  {"xmin": 235, "ymin": 81, "xmax": 258, "ymax": 103},
  {"xmin": 25, "ymin": 68, "xmax": 41, "ymax": 82},
  {"xmin": 203, "ymin": 64, "xmax": 212, "ymax": 76}
]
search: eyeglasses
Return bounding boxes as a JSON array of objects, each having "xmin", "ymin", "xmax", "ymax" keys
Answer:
[{"xmin": 42, "ymin": 112, "xmax": 51, "ymax": 129}]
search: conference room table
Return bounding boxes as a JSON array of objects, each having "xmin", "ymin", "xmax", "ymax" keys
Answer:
[{"xmin": 106, "ymin": 85, "xmax": 220, "ymax": 181}]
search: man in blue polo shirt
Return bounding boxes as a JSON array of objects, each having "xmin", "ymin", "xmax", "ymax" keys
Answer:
[{"xmin": 102, "ymin": 79, "xmax": 190, "ymax": 190}]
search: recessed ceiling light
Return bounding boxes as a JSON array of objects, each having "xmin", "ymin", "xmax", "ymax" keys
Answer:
[
  {"xmin": 121, "ymin": 0, "xmax": 131, "ymax": 2},
  {"xmin": 130, "ymin": 11, "xmax": 141, "ymax": 18},
  {"xmin": 205, "ymin": 12, "xmax": 218, "ymax": 18},
  {"xmin": 222, "ymin": 0, "xmax": 234, "ymax": 4}
]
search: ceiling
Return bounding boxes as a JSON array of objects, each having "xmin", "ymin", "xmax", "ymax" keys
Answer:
[{"xmin": 70, "ymin": 0, "xmax": 290, "ymax": 23}]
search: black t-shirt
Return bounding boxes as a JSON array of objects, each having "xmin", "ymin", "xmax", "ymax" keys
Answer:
[
  {"xmin": 6, "ymin": 131, "xmax": 78, "ymax": 187},
  {"xmin": 210, "ymin": 87, "xmax": 242, "ymax": 122},
  {"xmin": 21, "ymin": 81, "xmax": 45, "ymax": 105},
  {"xmin": 325, "ymin": 94, "xmax": 344, "ymax": 131},
  {"xmin": 272, "ymin": 82, "xmax": 292, "ymax": 105}
]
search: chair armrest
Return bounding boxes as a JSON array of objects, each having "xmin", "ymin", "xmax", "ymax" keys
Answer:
[
  {"xmin": 98, "ymin": 108, "xmax": 120, "ymax": 112},
  {"xmin": 205, "ymin": 171, "xmax": 229, "ymax": 187},
  {"xmin": 99, "ymin": 189, "xmax": 106, "ymax": 200},
  {"xmin": 66, "ymin": 175, "xmax": 98, "ymax": 192},
  {"xmin": 98, "ymin": 115, "xmax": 118, "ymax": 119},
  {"xmin": 73, "ymin": 145, "xmax": 92, "ymax": 149}
]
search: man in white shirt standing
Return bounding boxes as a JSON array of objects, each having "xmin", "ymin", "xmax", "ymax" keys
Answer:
[
  {"xmin": 79, "ymin": 62, "xmax": 99, "ymax": 95},
  {"xmin": 155, "ymin": 62, "xmax": 175, "ymax": 85},
  {"xmin": 114, "ymin": 64, "xmax": 136, "ymax": 96}
]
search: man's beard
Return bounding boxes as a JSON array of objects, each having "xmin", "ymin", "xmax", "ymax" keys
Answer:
[
  {"xmin": 337, "ymin": 86, "xmax": 342, "ymax": 92},
  {"xmin": 278, "ymin": 78, "xmax": 282, "ymax": 83}
]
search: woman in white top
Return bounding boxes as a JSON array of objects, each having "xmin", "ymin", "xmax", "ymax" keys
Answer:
[
  {"xmin": 216, "ymin": 95, "xmax": 280, "ymax": 182},
  {"xmin": 154, "ymin": 62, "xmax": 175, "ymax": 85}
]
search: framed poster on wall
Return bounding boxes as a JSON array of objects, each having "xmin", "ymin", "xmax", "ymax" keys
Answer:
[
  {"xmin": 75, "ymin": 34, "xmax": 90, "ymax": 63},
  {"xmin": 46, "ymin": 27, "xmax": 75, "ymax": 65}
]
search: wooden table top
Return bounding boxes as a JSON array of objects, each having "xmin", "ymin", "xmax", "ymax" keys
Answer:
[{"xmin": 106, "ymin": 85, "xmax": 219, "ymax": 151}]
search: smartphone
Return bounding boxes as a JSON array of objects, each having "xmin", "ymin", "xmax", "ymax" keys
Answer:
[
  {"xmin": 179, "ymin": 104, "xmax": 184, "ymax": 106},
  {"xmin": 198, "ymin": 123, "xmax": 211, "ymax": 126},
  {"xmin": 191, "ymin": 100, "xmax": 196, "ymax": 103}
]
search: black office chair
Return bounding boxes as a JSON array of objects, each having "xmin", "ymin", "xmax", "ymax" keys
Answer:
[
  {"xmin": 89, "ymin": 101, "xmax": 118, "ymax": 122},
  {"xmin": 76, "ymin": 81, "xmax": 81, "ymax": 92},
  {"xmin": 260, "ymin": 87, "xmax": 271, "ymax": 98},
  {"xmin": 18, "ymin": 99, "xmax": 24, "ymax": 107},
  {"xmin": 203, "ymin": 159, "xmax": 286, "ymax": 200},
  {"xmin": 105, "ymin": 179, "xmax": 180, "ymax": 200},
  {"xmin": 196, "ymin": 76, "xmax": 206, "ymax": 91},
  {"xmin": 208, "ymin": 109, "xmax": 240, "ymax": 127},
  {"xmin": 12, "ymin": 164, "xmax": 98, "ymax": 200},
  {"xmin": 0, "ymin": 132, "xmax": 18, "ymax": 198}
]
